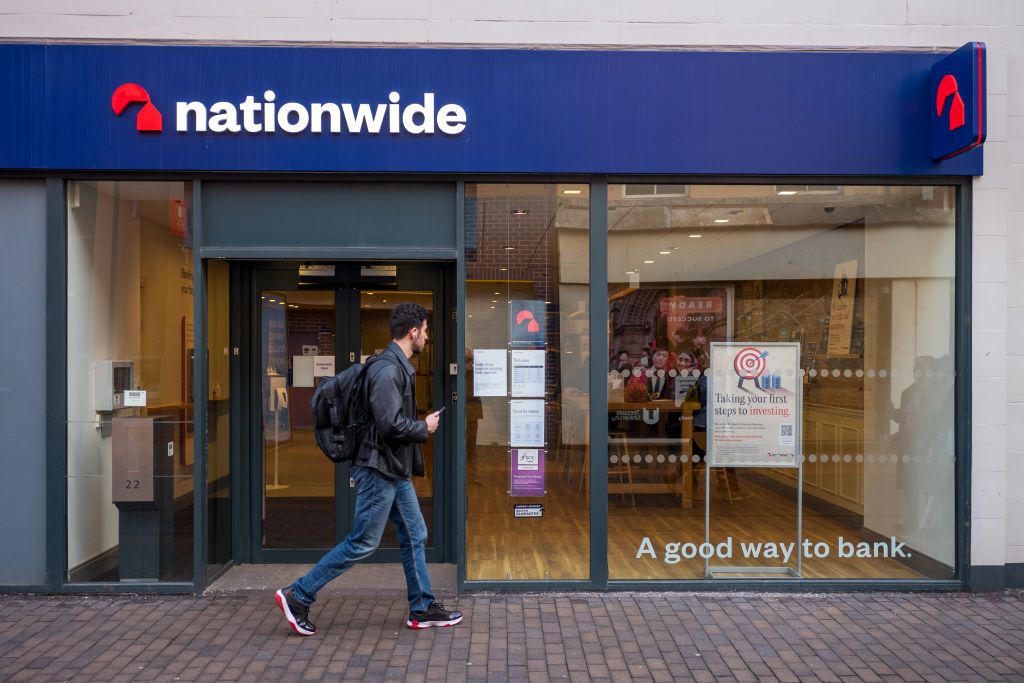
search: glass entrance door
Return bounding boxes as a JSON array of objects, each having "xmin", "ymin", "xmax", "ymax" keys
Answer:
[
  {"xmin": 259, "ymin": 287, "xmax": 338, "ymax": 549},
  {"xmin": 355, "ymin": 288, "xmax": 438, "ymax": 548},
  {"xmin": 250, "ymin": 264, "xmax": 449, "ymax": 562}
]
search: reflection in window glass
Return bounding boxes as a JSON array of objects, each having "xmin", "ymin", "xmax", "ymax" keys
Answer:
[
  {"xmin": 465, "ymin": 184, "xmax": 590, "ymax": 580},
  {"xmin": 67, "ymin": 181, "xmax": 194, "ymax": 582},
  {"xmin": 607, "ymin": 184, "xmax": 956, "ymax": 580}
]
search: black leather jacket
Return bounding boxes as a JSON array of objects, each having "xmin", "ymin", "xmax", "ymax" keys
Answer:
[{"xmin": 355, "ymin": 342, "xmax": 428, "ymax": 479}]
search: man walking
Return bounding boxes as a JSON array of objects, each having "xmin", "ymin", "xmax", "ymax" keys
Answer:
[{"xmin": 276, "ymin": 302, "xmax": 462, "ymax": 635}]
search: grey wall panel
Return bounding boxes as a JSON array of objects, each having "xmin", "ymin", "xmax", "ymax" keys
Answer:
[
  {"xmin": 0, "ymin": 180, "xmax": 47, "ymax": 585},
  {"xmin": 203, "ymin": 182, "xmax": 456, "ymax": 251}
]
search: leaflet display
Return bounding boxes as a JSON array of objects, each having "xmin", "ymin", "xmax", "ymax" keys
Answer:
[
  {"xmin": 472, "ymin": 349, "xmax": 507, "ymax": 397},
  {"xmin": 510, "ymin": 399, "xmax": 545, "ymax": 447},
  {"xmin": 511, "ymin": 350, "xmax": 545, "ymax": 397}
]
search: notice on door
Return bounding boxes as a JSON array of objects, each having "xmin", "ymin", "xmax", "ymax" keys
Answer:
[
  {"xmin": 473, "ymin": 349, "xmax": 507, "ymax": 397},
  {"xmin": 511, "ymin": 349, "xmax": 545, "ymax": 397},
  {"xmin": 313, "ymin": 355, "xmax": 335, "ymax": 378},
  {"xmin": 708, "ymin": 342, "xmax": 801, "ymax": 468},
  {"xmin": 510, "ymin": 399, "xmax": 545, "ymax": 447}
]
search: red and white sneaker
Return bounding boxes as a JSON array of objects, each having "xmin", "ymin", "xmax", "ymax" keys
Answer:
[
  {"xmin": 275, "ymin": 588, "xmax": 317, "ymax": 636},
  {"xmin": 406, "ymin": 602, "xmax": 463, "ymax": 629}
]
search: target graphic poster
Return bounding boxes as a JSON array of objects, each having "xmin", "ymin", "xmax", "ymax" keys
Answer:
[{"xmin": 708, "ymin": 342, "xmax": 801, "ymax": 468}]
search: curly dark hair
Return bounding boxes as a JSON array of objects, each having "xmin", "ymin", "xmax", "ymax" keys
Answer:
[{"xmin": 389, "ymin": 302, "xmax": 429, "ymax": 340}]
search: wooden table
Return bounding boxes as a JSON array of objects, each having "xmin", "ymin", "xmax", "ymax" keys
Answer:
[{"xmin": 593, "ymin": 400, "xmax": 701, "ymax": 508}]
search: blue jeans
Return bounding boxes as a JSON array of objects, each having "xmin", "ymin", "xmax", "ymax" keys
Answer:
[{"xmin": 291, "ymin": 465, "xmax": 434, "ymax": 613}]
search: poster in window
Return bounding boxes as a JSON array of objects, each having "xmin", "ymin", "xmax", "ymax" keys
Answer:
[
  {"xmin": 826, "ymin": 259, "xmax": 858, "ymax": 356},
  {"xmin": 707, "ymin": 342, "xmax": 801, "ymax": 468},
  {"xmin": 510, "ymin": 300, "xmax": 545, "ymax": 347},
  {"xmin": 608, "ymin": 285, "xmax": 732, "ymax": 406}
]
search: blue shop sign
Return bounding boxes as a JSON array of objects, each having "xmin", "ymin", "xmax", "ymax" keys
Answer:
[{"xmin": 0, "ymin": 44, "xmax": 983, "ymax": 175}]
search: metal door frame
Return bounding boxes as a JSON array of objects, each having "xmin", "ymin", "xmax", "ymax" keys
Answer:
[{"xmin": 238, "ymin": 261, "xmax": 454, "ymax": 564}]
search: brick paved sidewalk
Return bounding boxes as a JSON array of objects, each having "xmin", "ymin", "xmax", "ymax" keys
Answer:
[{"xmin": 0, "ymin": 589, "xmax": 1022, "ymax": 682}]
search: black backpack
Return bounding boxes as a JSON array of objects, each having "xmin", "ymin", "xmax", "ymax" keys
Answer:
[{"xmin": 311, "ymin": 362, "xmax": 372, "ymax": 463}]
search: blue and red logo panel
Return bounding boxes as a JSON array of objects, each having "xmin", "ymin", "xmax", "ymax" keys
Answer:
[
  {"xmin": 0, "ymin": 43, "xmax": 987, "ymax": 175},
  {"xmin": 930, "ymin": 42, "xmax": 986, "ymax": 160}
]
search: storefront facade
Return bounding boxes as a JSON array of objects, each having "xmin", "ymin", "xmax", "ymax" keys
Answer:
[{"xmin": 0, "ymin": 30, "xmax": 1016, "ymax": 593}]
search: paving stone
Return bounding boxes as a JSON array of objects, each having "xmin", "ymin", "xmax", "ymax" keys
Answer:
[{"xmin": 0, "ymin": 591, "xmax": 1020, "ymax": 681}]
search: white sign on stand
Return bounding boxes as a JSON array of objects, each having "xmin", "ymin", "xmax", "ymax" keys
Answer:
[
  {"xmin": 705, "ymin": 341, "xmax": 802, "ymax": 580},
  {"xmin": 473, "ymin": 349, "xmax": 507, "ymax": 397},
  {"xmin": 708, "ymin": 342, "xmax": 801, "ymax": 468}
]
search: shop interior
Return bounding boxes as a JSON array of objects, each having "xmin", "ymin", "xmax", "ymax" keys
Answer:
[
  {"xmin": 65, "ymin": 180, "xmax": 957, "ymax": 585},
  {"xmin": 465, "ymin": 183, "xmax": 956, "ymax": 582}
]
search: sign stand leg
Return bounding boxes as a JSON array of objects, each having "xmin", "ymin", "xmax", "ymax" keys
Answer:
[
  {"xmin": 796, "ymin": 457, "xmax": 803, "ymax": 578},
  {"xmin": 266, "ymin": 395, "xmax": 288, "ymax": 491},
  {"xmin": 704, "ymin": 456, "xmax": 710, "ymax": 578}
]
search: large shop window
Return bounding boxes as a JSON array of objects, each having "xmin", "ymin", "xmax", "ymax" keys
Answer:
[
  {"xmin": 465, "ymin": 184, "xmax": 590, "ymax": 581},
  {"xmin": 67, "ymin": 181, "xmax": 195, "ymax": 583},
  {"xmin": 607, "ymin": 184, "xmax": 956, "ymax": 581}
]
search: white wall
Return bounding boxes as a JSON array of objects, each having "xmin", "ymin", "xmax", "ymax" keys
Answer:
[
  {"xmin": 4, "ymin": 0, "xmax": 1021, "ymax": 574},
  {"xmin": 862, "ymin": 279, "xmax": 956, "ymax": 566},
  {"xmin": 67, "ymin": 182, "xmax": 141, "ymax": 569}
]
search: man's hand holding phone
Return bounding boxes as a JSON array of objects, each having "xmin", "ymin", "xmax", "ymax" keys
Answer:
[{"xmin": 426, "ymin": 406, "xmax": 444, "ymax": 434}]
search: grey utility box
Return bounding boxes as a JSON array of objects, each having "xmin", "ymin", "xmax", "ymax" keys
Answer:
[
  {"xmin": 112, "ymin": 417, "xmax": 159, "ymax": 503},
  {"xmin": 110, "ymin": 416, "xmax": 177, "ymax": 580}
]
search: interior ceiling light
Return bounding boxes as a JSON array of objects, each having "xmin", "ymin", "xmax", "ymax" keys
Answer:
[
  {"xmin": 643, "ymin": 260, "xmax": 654, "ymax": 264},
  {"xmin": 268, "ymin": 298, "xmax": 277, "ymax": 303},
  {"xmin": 512, "ymin": 208, "xmax": 528, "ymax": 215},
  {"xmin": 562, "ymin": 189, "xmax": 582, "ymax": 195},
  {"xmin": 659, "ymin": 250, "xmax": 671, "ymax": 255},
  {"xmin": 381, "ymin": 299, "xmax": 387, "ymax": 303},
  {"xmin": 504, "ymin": 246, "xmax": 515, "ymax": 250},
  {"xmin": 499, "ymin": 267, "xmax": 508, "ymax": 271},
  {"xmin": 689, "ymin": 234, "xmax": 702, "ymax": 239},
  {"xmin": 493, "ymin": 291, "xmax": 500, "ymax": 295},
  {"xmin": 714, "ymin": 219, "xmax": 729, "ymax": 223},
  {"xmin": 777, "ymin": 190, "xmax": 797, "ymax": 195}
]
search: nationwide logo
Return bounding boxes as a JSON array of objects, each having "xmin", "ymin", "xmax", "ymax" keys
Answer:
[
  {"xmin": 111, "ymin": 84, "xmax": 467, "ymax": 136},
  {"xmin": 929, "ymin": 42, "xmax": 985, "ymax": 160},
  {"xmin": 935, "ymin": 74, "xmax": 965, "ymax": 131},
  {"xmin": 112, "ymin": 83, "xmax": 163, "ymax": 132}
]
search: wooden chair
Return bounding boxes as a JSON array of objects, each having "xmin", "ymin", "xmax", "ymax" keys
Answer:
[{"xmin": 606, "ymin": 434, "xmax": 636, "ymax": 506}]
